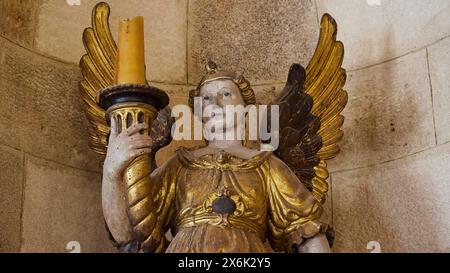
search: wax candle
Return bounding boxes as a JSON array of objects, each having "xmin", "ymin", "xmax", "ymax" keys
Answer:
[{"xmin": 114, "ymin": 16, "xmax": 146, "ymax": 84}]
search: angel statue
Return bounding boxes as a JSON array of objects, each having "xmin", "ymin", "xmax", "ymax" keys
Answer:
[{"xmin": 79, "ymin": 2, "xmax": 347, "ymax": 253}]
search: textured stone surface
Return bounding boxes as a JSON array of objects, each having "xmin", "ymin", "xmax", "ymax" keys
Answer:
[
  {"xmin": 0, "ymin": 0, "xmax": 41, "ymax": 48},
  {"xmin": 428, "ymin": 37, "xmax": 450, "ymax": 145},
  {"xmin": 252, "ymin": 84, "xmax": 285, "ymax": 105},
  {"xmin": 332, "ymin": 142, "xmax": 450, "ymax": 253},
  {"xmin": 331, "ymin": 170, "xmax": 373, "ymax": 253},
  {"xmin": 21, "ymin": 155, "xmax": 115, "ymax": 253},
  {"xmin": 150, "ymin": 82, "xmax": 192, "ymax": 107},
  {"xmin": 327, "ymin": 50, "xmax": 436, "ymax": 172},
  {"xmin": 36, "ymin": 0, "xmax": 187, "ymax": 83},
  {"xmin": 0, "ymin": 34, "xmax": 4, "ymax": 63},
  {"xmin": 316, "ymin": 0, "xmax": 450, "ymax": 70},
  {"xmin": 188, "ymin": 0, "xmax": 319, "ymax": 85},
  {"xmin": 0, "ymin": 144, "xmax": 23, "ymax": 253},
  {"xmin": 0, "ymin": 37, "xmax": 103, "ymax": 172}
]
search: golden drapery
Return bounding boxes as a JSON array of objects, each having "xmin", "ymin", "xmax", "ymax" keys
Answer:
[{"xmin": 130, "ymin": 147, "xmax": 327, "ymax": 253}]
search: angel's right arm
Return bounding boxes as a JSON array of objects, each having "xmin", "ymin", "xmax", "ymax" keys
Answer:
[
  {"xmin": 102, "ymin": 169, "xmax": 136, "ymax": 250},
  {"xmin": 102, "ymin": 155, "xmax": 179, "ymax": 253},
  {"xmin": 102, "ymin": 116, "xmax": 177, "ymax": 252}
]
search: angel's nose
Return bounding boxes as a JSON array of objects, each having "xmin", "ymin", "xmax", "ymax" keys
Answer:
[
  {"xmin": 211, "ymin": 95, "xmax": 219, "ymax": 105},
  {"xmin": 213, "ymin": 94, "xmax": 225, "ymax": 108}
]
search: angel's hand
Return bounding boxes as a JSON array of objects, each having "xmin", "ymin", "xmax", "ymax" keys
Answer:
[{"xmin": 104, "ymin": 117, "xmax": 153, "ymax": 179}]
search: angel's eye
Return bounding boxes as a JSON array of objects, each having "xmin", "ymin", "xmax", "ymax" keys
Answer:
[
  {"xmin": 223, "ymin": 92, "xmax": 231, "ymax": 97},
  {"xmin": 203, "ymin": 96, "xmax": 210, "ymax": 101}
]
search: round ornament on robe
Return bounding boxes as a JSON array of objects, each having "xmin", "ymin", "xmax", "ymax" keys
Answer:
[{"xmin": 212, "ymin": 196, "xmax": 236, "ymax": 215}]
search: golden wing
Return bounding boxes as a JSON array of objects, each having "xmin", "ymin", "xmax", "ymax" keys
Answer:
[
  {"xmin": 272, "ymin": 14, "xmax": 347, "ymax": 206},
  {"xmin": 305, "ymin": 14, "xmax": 348, "ymax": 204},
  {"xmin": 79, "ymin": 3, "xmax": 174, "ymax": 159},
  {"xmin": 79, "ymin": 2, "xmax": 116, "ymax": 155}
]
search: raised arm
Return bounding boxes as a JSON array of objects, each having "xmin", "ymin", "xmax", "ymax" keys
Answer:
[
  {"xmin": 102, "ymin": 117, "xmax": 152, "ymax": 250},
  {"xmin": 102, "ymin": 116, "xmax": 178, "ymax": 252}
]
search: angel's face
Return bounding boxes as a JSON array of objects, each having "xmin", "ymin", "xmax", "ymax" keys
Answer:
[{"xmin": 199, "ymin": 79, "xmax": 246, "ymax": 132}]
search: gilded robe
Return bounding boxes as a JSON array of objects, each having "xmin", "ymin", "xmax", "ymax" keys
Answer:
[{"xmin": 133, "ymin": 147, "xmax": 326, "ymax": 253}]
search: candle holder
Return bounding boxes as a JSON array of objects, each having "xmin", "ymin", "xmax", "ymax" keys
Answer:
[
  {"xmin": 99, "ymin": 83, "xmax": 169, "ymax": 140},
  {"xmin": 99, "ymin": 83, "xmax": 169, "ymax": 244}
]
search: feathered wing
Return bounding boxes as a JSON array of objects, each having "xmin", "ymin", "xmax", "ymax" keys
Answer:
[
  {"xmin": 79, "ymin": 2, "xmax": 115, "ymax": 155},
  {"xmin": 79, "ymin": 2, "xmax": 173, "ymax": 163},
  {"xmin": 273, "ymin": 14, "xmax": 348, "ymax": 205}
]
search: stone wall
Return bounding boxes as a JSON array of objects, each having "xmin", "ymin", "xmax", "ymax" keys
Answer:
[
  {"xmin": 0, "ymin": 0, "xmax": 113, "ymax": 253},
  {"xmin": 0, "ymin": 0, "xmax": 449, "ymax": 253},
  {"xmin": 319, "ymin": 0, "xmax": 450, "ymax": 253}
]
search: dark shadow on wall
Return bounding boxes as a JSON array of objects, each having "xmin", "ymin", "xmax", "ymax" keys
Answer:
[{"xmin": 350, "ymin": 30, "xmax": 440, "ymax": 253}]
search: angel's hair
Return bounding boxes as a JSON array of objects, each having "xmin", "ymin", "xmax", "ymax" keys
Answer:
[{"xmin": 188, "ymin": 61, "xmax": 256, "ymax": 110}]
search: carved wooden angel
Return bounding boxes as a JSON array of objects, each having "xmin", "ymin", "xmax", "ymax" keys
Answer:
[{"xmin": 79, "ymin": 2, "xmax": 347, "ymax": 253}]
